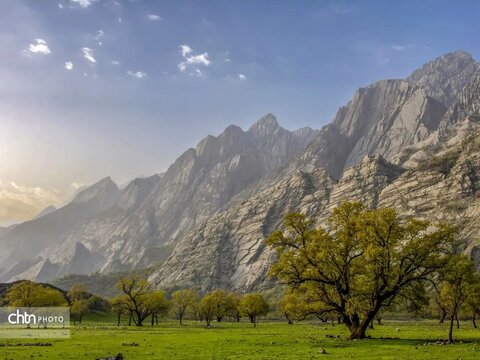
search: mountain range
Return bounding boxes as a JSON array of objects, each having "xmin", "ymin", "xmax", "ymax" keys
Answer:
[{"xmin": 1, "ymin": 50, "xmax": 479, "ymax": 292}]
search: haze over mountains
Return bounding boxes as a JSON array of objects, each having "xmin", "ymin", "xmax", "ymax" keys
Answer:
[{"xmin": 1, "ymin": 51, "xmax": 480, "ymax": 291}]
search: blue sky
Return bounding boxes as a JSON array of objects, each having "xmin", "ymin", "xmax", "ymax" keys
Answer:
[{"xmin": 1, "ymin": 0, "xmax": 480, "ymax": 224}]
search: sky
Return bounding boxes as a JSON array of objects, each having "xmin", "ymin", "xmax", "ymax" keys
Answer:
[{"xmin": 1, "ymin": 0, "xmax": 480, "ymax": 226}]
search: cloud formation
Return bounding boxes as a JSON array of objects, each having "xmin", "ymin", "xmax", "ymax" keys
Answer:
[
  {"xmin": 81, "ymin": 47, "xmax": 96, "ymax": 63},
  {"xmin": 64, "ymin": 61, "xmax": 74, "ymax": 70},
  {"xmin": 147, "ymin": 14, "xmax": 162, "ymax": 21},
  {"xmin": 28, "ymin": 39, "xmax": 51, "ymax": 55},
  {"xmin": 0, "ymin": 180, "xmax": 64, "ymax": 226},
  {"xmin": 238, "ymin": 73, "xmax": 246, "ymax": 80},
  {"xmin": 69, "ymin": 0, "xmax": 97, "ymax": 8},
  {"xmin": 127, "ymin": 70, "xmax": 147, "ymax": 79},
  {"xmin": 178, "ymin": 44, "xmax": 210, "ymax": 75}
]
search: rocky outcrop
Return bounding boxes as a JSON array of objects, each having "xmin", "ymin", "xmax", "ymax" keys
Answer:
[{"xmin": 406, "ymin": 51, "xmax": 479, "ymax": 106}]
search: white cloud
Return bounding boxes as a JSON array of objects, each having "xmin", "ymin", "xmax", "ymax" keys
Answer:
[
  {"xmin": 69, "ymin": 0, "xmax": 97, "ymax": 8},
  {"xmin": 127, "ymin": 70, "xmax": 147, "ymax": 79},
  {"xmin": 178, "ymin": 44, "xmax": 210, "ymax": 75},
  {"xmin": 28, "ymin": 39, "xmax": 51, "ymax": 55},
  {"xmin": 111, "ymin": 60, "xmax": 120, "ymax": 65},
  {"xmin": 81, "ymin": 47, "xmax": 96, "ymax": 63},
  {"xmin": 64, "ymin": 61, "xmax": 74, "ymax": 70},
  {"xmin": 238, "ymin": 74, "xmax": 246, "ymax": 80},
  {"xmin": 180, "ymin": 44, "xmax": 192, "ymax": 57},
  {"xmin": 0, "ymin": 180, "xmax": 65, "ymax": 225},
  {"xmin": 147, "ymin": 14, "xmax": 162, "ymax": 21},
  {"xmin": 186, "ymin": 53, "xmax": 210, "ymax": 66},
  {"xmin": 225, "ymin": 58, "xmax": 231, "ymax": 62},
  {"xmin": 58, "ymin": 3, "xmax": 64, "ymax": 9}
]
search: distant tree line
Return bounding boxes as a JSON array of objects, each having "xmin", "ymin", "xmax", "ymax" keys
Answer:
[{"xmin": 110, "ymin": 276, "xmax": 269, "ymax": 328}]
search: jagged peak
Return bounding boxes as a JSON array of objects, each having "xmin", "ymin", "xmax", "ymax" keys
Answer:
[
  {"xmin": 71, "ymin": 176, "xmax": 119, "ymax": 204},
  {"xmin": 248, "ymin": 113, "xmax": 280, "ymax": 135}
]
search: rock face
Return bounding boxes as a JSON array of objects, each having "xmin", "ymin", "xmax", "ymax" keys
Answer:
[
  {"xmin": 406, "ymin": 51, "xmax": 479, "ymax": 106},
  {"xmin": 0, "ymin": 115, "xmax": 316, "ymax": 281},
  {"xmin": 1, "ymin": 51, "xmax": 480, "ymax": 287}
]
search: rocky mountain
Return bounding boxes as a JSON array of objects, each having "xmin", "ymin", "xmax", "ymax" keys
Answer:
[
  {"xmin": 0, "ymin": 177, "xmax": 120, "ymax": 281},
  {"xmin": 1, "ymin": 51, "xmax": 479, "ymax": 289},
  {"xmin": 0, "ymin": 117, "xmax": 317, "ymax": 282},
  {"xmin": 148, "ymin": 51, "xmax": 480, "ymax": 291}
]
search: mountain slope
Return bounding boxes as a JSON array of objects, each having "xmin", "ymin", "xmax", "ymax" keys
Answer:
[{"xmin": 0, "ymin": 177, "xmax": 120, "ymax": 281}]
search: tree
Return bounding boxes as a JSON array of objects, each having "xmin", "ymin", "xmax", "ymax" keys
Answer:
[
  {"xmin": 110, "ymin": 295, "xmax": 128, "ymax": 326},
  {"xmin": 116, "ymin": 275, "xmax": 153, "ymax": 326},
  {"xmin": 67, "ymin": 283, "xmax": 87, "ymax": 302},
  {"xmin": 198, "ymin": 293, "xmax": 217, "ymax": 327},
  {"xmin": 438, "ymin": 255, "xmax": 477, "ymax": 343},
  {"xmin": 6, "ymin": 281, "xmax": 67, "ymax": 307},
  {"xmin": 71, "ymin": 299, "xmax": 89, "ymax": 325},
  {"xmin": 210, "ymin": 289, "xmax": 230, "ymax": 322},
  {"xmin": 267, "ymin": 202, "xmax": 456, "ymax": 339},
  {"xmin": 279, "ymin": 293, "xmax": 305, "ymax": 324},
  {"xmin": 146, "ymin": 290, "xmax": 170, "ymax": 326},
  {"xmin": 171, "ymin": 289, "xmax": 198, "ymax": 325},
  {"xmin": 239, "ymin": 293, "xmax": 269, "ymax": 327},
  {"xmin": 465, "ymin": 280, "xmax": 480, "ymax": 328},
  {"xmin": 225, "ymin": 292, "xmax": 242, "ymax": 322},
  {"xmin": 68, "ymin": 283, "xmax": 90, "ymax": 325}
]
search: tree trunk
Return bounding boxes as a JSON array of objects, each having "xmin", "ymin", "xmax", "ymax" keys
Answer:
[
  {"xmin": 117, "ymin": 313, "xmax": 121, "ymax": 326},
  {"xmin": 439, "ymin": 310, "xmax": 446, "ymax": 324},
  {"xmin": 128, "ymin": 313, "xmax": 132, "ymax": 326},
  {"xmin": 348, "ymin": 325, "xmax": 367, "ymax": 340},
  {"xmin": 473, "ymin": 312, "xmax": 477, "ymax": 329},
  {"xmin": 455, "ymin": 314, "xmax": 460, "ymax": 329},
  {"xmin": 179, "ymin": 315, "xmax": 183, "ymax": 325},
  {"xmin": 448, "ymin": 315, "xmax": 454, "ymax": 343}
]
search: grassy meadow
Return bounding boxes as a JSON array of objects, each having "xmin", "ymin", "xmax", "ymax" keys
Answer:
[{"xmin": 1, "ymin": 312, "xmax": 480, "ymax": 359}]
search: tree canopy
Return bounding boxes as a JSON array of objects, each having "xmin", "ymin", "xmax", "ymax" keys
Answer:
[{"xmin": 267, "ymin": 201, "xmax": 457, "ymax": 339}]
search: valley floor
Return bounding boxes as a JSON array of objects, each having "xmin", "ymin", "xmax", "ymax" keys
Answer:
[{"xmin": 1, "ymin": 314, "xmax": 480, "ymax": 359}]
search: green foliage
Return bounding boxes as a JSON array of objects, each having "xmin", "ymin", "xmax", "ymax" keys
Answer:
[
  {"xmin": 436, "ymin": 254, "xmax": 478, "ymax": 342},
  {"xmin": 171, "ymin": 289, "xmax": 200, "ymax": 324},
  {"xmin": 239, "ymin": 293, "xmax": 269, "ymax": 327},
  {"xmin": 5, "ymin": 280, "xmax": 68, "ymax": 307},
  {"xmin": 115, "ymin": 275, "xmax": 169, "ymax": 326},
  {"xmin": 267, "ymin": 202, "xmax": 457, "ymax": 339}
]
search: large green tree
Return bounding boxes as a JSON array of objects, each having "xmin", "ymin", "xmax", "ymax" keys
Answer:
[{"xmin": 267, "ymin": 202, "xmax": 456, "ymax": 339}]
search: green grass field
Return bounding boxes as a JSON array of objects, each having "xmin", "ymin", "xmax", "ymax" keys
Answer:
[{"xmin": 1, "ymin": 312, "xmax": 480, "ymax": 359}]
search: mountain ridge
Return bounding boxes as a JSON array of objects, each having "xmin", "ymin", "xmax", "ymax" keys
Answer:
[{"xmin": 1, "ymin": 50, "xmax": 479, "ymax": 288}]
